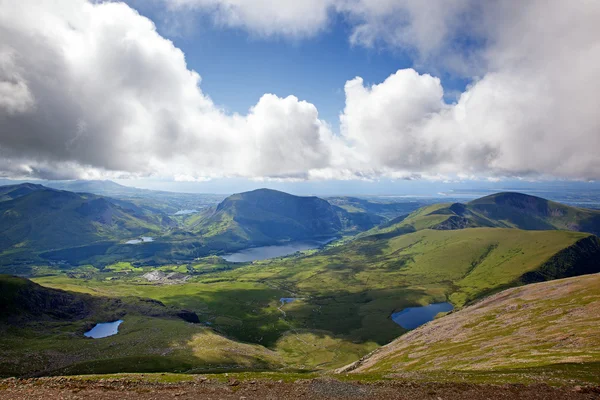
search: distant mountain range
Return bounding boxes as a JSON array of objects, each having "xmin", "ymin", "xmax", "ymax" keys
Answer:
[
  {"xmin": 0, "ymin": 179, "xmax": 226, "ymax": 215},
  {"xmin": 1, "ymin": 184, "xmax": 600, "ymax": 269},
  {"xmin": 0, "ymin": 184, "xmax": 387, "ymax": 267}
]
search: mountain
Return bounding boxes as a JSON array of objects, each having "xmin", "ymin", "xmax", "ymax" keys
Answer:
[
  {"xmin": 44, "ymin": 180, "xmax": 142, "ymax": 196},
  {"xmin": 29, "ymin": 180, "xmax": 225, "ymax": 215},
  {"xmin": 326, "ymin": 196, "xmax": 423, "ymax": 220},
  {"xmin": 194, "ymin": 188, "xmax": 379, "ymax": 246},
  {"xmin": 0, "ymin": 184, "xmax": 166, "ymax": 257},
  {"xmin": 361, "ymin": 192, "xmax": 600, "ymax": 239},
  {"xmin": 339, "ymin": 272, "xmax": 600, "ymax": 375},
  {"xmin": 468, "ymin": 192, "xmax": 600, "ymax": 234},
  {"xmin": 0, "ymin": 183, "xmax": 47, "ymax": 202}
]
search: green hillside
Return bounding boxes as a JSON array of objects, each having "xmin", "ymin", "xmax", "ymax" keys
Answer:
[
  {"xmin": 340, "ymin": 273, "xmax": 600, "ymax": 375},
  {"xmin": 208, "ymin": 228, "xmax": 599, "ymax": 345},
  {"xmin": 361, "ymin": 192, "xmax": 600, "ymax": 239},
  {"xmin": 3, "ymin": 187, "xmax": 600, "ymax": 378},
  {"xmin": 31, "ymin": 227, "xmax": 600, "ymax": 375},
  {"xmin": 326, "ymin": 196, "xmax": 422, "ymax": 219},
  {"xmin": 0, "ymin": 275, "xmax": 283, "ymax": 377},
  {"xmin": 0, "ymin": 186, "xmax": 166, "ymax": 259}
]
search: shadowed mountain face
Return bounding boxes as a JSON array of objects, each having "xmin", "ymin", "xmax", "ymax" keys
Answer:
[
  {"xmin": 196, "ymin": 188, "xmax": 344, "ymax": 245},
  {"xmin": 0, "ymin": 183, "xmax": 47, "ymax": 202},
  {"xmin": 0, "ymin": 274, "xmax": 91, "ymax": 320},
  {"xmin": 0, "ymin": 185, "xmax": 165, "ymax": 253}
]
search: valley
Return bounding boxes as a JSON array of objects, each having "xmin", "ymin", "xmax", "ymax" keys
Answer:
[{"xmin": 1, "ymin": 183, "xmax": 600, "ymax": 393}]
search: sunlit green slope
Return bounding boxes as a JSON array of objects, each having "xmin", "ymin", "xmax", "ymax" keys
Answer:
[{"xmin": 340, "ymin": 273, "xmax": 600, "ymax": 374}]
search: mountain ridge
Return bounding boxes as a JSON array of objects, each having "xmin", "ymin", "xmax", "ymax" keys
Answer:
[{"xmin": 360, "ymin": 191, "xmax": 600, "ymax": 240}]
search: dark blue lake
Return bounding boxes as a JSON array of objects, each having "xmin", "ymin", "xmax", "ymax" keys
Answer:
[
  {"xmin": 280, "ymin": 298, "xmax": 298, "ymax": 304},
  {"xmin": 391, "ymin": 302, "xmax": 453, "ymax": 330},
  {"xmin": 84, "ymin": 320, "xmax": 123, "ymax": 339},
  {"xmin": 222, "ymin": 238, "xmax": 335, "ymax": 263}
]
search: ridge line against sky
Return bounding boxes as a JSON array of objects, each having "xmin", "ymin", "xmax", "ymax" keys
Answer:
[{"xmin": 0, "ymin": 0, "xmax": 599, "ymax": 186}]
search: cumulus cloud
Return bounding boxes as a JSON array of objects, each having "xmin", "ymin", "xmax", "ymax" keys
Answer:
[
  {"xmin": 0, "ymin": 0, "xmax": 332, "ymax": 180},
  {"xmin": 164, "ymin": 0, "xmax": 481, "ymax": 67},
  {"xmin": 165, "ymin": 0, "xmax": 335, "ymax": 37},
  {"xmin": 338, "ymin": 0, "xmax": 600, "ymax": 180},
  {"xmin": 1, "ymin": 0, "xmax": 600, "ymax": 181}
]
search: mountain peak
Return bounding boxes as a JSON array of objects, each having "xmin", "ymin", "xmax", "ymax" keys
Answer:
[{"xmin": 203, "ymin": 189, "xmax": 341, "ymax": 244}]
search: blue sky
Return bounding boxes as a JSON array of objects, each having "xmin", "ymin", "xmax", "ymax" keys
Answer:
[{"xmin": 123, "ymin": 1, "xmax": 471, "ymax": 131}]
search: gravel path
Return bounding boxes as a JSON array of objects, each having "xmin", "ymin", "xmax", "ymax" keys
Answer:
[{"xmin": 1, "ymin": 377, "xmax": 599, "ymax": 399}]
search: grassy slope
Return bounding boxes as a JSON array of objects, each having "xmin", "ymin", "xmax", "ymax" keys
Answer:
[
  {"xmin": 30, "ymin": 273, "xmax": 377, "ymax": 372},
  {"xmin": 0, "ymin": 316, "xmax": 284, "ymax": 377},
  {"xmin": 326, "ymin": 196, "xmax": 423, "ymax": 220},
  {"xmin": 0, "ymin": 275, "xmax": 284, "ymax": 377},
  {"xmin": 355, "ymin": 203, "xmax": 464, "ymax": 239},
  {"xmin": 30, "ymin": 228, "xmax": 599, "ymax": 375},
  {"xmin": 341, "ymin": 273, "xmax": 600, "ymax": 374}
]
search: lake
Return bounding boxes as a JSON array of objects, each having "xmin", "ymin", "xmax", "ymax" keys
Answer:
[
  {"xmin": 391, "ymin": 302, "xmax": 454, "ymax": 330},
  {"xmin": 125, "ymin": 236, "xmax": 154, "ymax": 244},
  {"xmin": 174, "ymin": 209, "xmax": 198, "ymax": 215},
  {"xmin": 222, "ymin": 238, "xmax": 335, "ymax": 263},
  {"xmin": 84, "ymin": 320, "xmax": 124, "ymax": 339}
]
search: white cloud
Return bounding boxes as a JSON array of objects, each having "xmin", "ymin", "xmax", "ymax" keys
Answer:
[
  {"xmin": 165, "ymin": 0, "xmax": 335, "ymax": 37},
  {"xmin": 341, "ymin": 69, "xmax": 446, "ymax": 170},
  {"xmin": 337, "ymin": 0, "xmax": 600, "ymax": 180},
  {"xmin": 163, "ymin": 0, "xmax": 480, "ymax": 67},
  {"xmin": 0, "ymin": 0, "xmax": 332, "ymax": 180}
]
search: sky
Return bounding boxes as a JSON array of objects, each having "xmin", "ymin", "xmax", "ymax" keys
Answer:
[{"xmin": 0, "ymin": 1, "xmax": 599, "ymax": 194}]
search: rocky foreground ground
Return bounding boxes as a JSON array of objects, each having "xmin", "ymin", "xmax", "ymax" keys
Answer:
[{"xmin": 1, "ymin": 376, "xmax": 599, "ymax": 399}]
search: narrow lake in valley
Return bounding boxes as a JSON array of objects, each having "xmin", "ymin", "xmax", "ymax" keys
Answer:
[
  {"xmin": 222, "ymin": 238, "xmax": 336, "ymax": 263},
  {"xmin": 125, "ymin": 237, "xmax": 154, "ymax": 244},
  {"xmin": 174, "ymin": 209, "xmax": 198, "ymax": 215},
  {"xmin": 84, "ymin": 320, "xmax": 124, "ymax": 339},
  {"xmin": 391, "ymin": 302, "xmax": 454, "ymax": 329}
]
